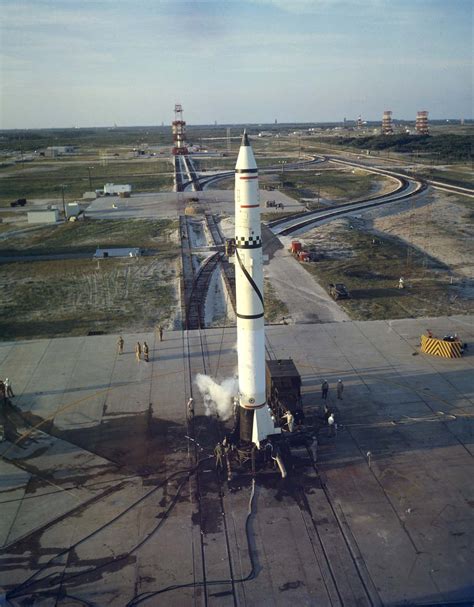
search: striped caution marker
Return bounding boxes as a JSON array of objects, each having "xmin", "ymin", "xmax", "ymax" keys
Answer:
[{"xmin": 421, "ymin": 335, "xmax": 462, "ymax": 358}]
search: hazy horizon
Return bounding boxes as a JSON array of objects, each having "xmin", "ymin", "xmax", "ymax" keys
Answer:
[
  {"xmin": 1, "ymin": 117, "xmax": 472, "ymax": 133},
  {"xmin": 1, "ymin": 0, "xmax": 472, "ymax": 129}
]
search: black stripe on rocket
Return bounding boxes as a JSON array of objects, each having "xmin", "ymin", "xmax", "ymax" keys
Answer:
[{"xmin": 235, "ymin": 248, "xmax": 264, "ymax": 320}]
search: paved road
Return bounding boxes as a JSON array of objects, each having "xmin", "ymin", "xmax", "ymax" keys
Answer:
[{"xmin": 262, "ymin": 225, "xmax": 350, "ymax": 323}]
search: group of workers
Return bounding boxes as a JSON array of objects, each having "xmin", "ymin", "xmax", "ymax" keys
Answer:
[
  {"xmin": 321, "ymin": 379, "xmax": 344, "ymax": 401},
  {"xmin": 116, "ymin": 326, "xmax": 164, "ymax": 362},
  {"xmin": 134, "ymin": 341, "xmax": 150, "ymax": 362}
]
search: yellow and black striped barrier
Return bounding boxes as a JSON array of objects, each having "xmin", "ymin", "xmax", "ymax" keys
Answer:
[{"xmin": 420, "ymin": 335, "xmax": 463, "ymax": 359}]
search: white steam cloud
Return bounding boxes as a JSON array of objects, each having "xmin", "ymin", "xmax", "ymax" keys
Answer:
[{"xmin": 195, "ymin": 373, "xmax": 238, "ymax": 421}]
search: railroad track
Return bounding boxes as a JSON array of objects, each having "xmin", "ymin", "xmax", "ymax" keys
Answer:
[
  {"xmin": 186, "ymin": 252, "xmax": 223, "ymax": 329},
  {"xmin": 181, "ymin": 214, "xmax": 236, "ymax": 330},
  {"xmin": 183, "ymin": 155, "xmax": 203, "ymax": 192},
  {"xmin": 180, "ymin": 215, "xmax": 195, "ymax": 325},
  {"xmin": 266, "ymin": 175, "xmax": 409, "ymax": 231},
  {"xmin": 2, "ymin": 302, "xmax": 379, "ymax": 607},
  {"xmin": 181, "ymin": 325, "xmax": 239, "ymax": 606},
  {"xmin": 204, "ymin": 214, "xmax": 236, "ymax": 315},
  {"xmin": 174, "ymin": 155, "xmax": 185, "ymax": 192},
  {"xmin": 183, "ymin": 326, "xmax": 378, "ymax": 606},
  {"xmin": 194, "ymin": 155, "xmax": 323, "ymax": 191},
  {"xmin": 270, "ymin": 178, "xmax": 426, "ymax": 236}
]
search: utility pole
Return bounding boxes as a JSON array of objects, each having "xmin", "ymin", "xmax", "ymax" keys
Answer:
[
  {"xmin": 87, "ymin": 166, "xmax": 94, "ymax": 190},
  {"xmin": 60, "ymin": 184, "xmax": 68, "ymax": 219}
]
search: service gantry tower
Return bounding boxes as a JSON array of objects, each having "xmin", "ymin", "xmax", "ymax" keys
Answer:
[
  {"xmin": 382, "ymin": 110, "xmax": 393, "ymax": 135},
  {"xmin": 415, "ymin": 111, "xmax": 429, "ymax": 135},
  {"xmin": 172, "ymin": 104, "xmax": 188, "ymax": 155}
]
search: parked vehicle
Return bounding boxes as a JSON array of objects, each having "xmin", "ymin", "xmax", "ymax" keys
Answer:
[
  {"xmin": 289, "ymin": 240, "xmax": 310, "ymax": 262},
  {"xmin": 10, "ymin": 198, "xmax": 27, "ymax": 207},
  {"xmin": 329, "ymin": 283, "xmax": 350, "ymax": 300}
]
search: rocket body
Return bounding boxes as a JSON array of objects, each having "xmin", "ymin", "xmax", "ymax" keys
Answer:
[{"xmin": 234, "ymin": 133, "xmax": 278, "ymax": 445}]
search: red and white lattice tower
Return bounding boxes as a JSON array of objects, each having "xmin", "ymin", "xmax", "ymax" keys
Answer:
[
  {"xmin": 172, "ymin": 104, "xmax": 188, "ymax": 155},
  {"xmin": 416, "ymin": 111, "xmax": 429, "ymax": 135},
  {"xmin": 382, "ymin": 110, "xmax": 393, "ymax": 135}
]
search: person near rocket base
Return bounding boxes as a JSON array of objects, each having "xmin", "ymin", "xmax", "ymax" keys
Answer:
[{"xmin": 234, "ymin": 131, "xmax": 280, "ymax": 447}]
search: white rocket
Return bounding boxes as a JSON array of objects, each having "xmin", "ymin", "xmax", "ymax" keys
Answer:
[{"xmin": 234, "ymin": 132, "xmax": 280, "ymax": 446}]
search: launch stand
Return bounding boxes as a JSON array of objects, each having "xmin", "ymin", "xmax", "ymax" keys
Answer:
[{"xmin": 214, "ymin": 412, "xmax": 320, "ymax": 481}]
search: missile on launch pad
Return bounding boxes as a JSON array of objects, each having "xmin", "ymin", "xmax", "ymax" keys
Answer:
[{"xmin": 234, "ymin": 131, "xmax": 281, "ymax": 446}]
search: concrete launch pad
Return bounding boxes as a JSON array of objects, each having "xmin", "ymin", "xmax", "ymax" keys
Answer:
[
  {"xmin": 85, "ymin": 190, "xmax": 302, "ymax": 220},
  {"xmin": 0, "ymin": 316, "xmax": 473, "ymax": 605}
]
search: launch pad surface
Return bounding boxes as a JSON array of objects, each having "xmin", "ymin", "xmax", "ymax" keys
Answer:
[
  {"xmin": 85, "ymin": 189, "xmax": 301, "ymax": 220},
  {"xmin": 1, "ymin": 315, "xmax": 473, "ymax": 605}
]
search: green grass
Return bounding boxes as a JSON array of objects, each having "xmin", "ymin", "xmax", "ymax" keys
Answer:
[
  {"xmin": 426, "ymin": 167, "xmax": 474, "ymax": 188},
  {"xmin": 207, "ymin": 168, "xmax": 386, "ymax": 200},
  {"xmin": 301, "ymin": 221, "xmax": 473, "ymax": 320},
  {"xmin": 280, "ymin": 169, "xmax": 386, "ymax": 203},
  {"xmin": 0, "ymin": 126, "xmax": 172, "ymax": 152},
  {"xmin": 333, "ymin": 133, "xmax": 472, "ymax": 162},
  {"xmin": 0, "ymin": 218, "xmax": 179, "ymax": 256},
  {"xmin": 0, "ymin": 159, "xmax": 173, "ymax": 206},
  {"xmin": 0, "ymin": 256, "xmax": 178, "ymax": 340}
]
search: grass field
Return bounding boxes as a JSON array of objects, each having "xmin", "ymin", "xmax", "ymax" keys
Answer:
[
  {"xmin": 0, "ymin": 256, "xmax": 178, "ymax": 340},
  {"xmin": 212, "ymin": 168, "xmax": 389, "ymax": 201},
  {"xmin": 280, "ymin": 169, "xmax": 387, "ymax": 204},
  {"xmin": 0, "ymin": 218, "xmax": 179, "ymax": 256},
  {"xmin": 301, "ymin": 220, "xmax": 472, "ymax": 320},
  {"xmin": 0, "ymin": 158, "xmax": 174, "ymax": 206}
]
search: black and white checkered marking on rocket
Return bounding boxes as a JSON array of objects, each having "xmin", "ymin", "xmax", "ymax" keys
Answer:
[{"xmin": 235, "ymin": 235, "xmax": 262, "ymax": 249}]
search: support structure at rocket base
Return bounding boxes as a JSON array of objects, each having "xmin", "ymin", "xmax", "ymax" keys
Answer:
[{"xmin": 234, "ymin": 132, "xmax": 280, "ymax": 447}]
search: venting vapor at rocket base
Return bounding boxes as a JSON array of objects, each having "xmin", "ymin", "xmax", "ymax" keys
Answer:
[{"xmin": 234, "ymin": 132, "xmax": 280, "ymax": 446}]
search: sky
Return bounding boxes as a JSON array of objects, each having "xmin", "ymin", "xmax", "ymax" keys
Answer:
[{"xmin": 0, "ymin": 0, "xmax": 472, "ymax": 128}]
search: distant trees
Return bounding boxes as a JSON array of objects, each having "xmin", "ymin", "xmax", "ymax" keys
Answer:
[{"xmin": 335, "ymin": 134, "xmax": 471, "ymax": 162}]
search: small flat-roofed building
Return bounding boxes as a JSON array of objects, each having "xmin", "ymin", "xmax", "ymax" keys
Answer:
[
  {"xmin": 45, "ymin": 146, "xmax": 76, "ymax": 157},
  {"xmin": 103, "ymin": 183, "xmax": 132, "ymax": 195},
  {"xmin": 93, "ymin": 247, "xmax": 141, "ymax": 259}
]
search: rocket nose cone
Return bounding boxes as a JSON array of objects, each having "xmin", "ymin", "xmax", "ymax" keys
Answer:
[{"xmin": 241, "ymin": 131, "xmax": 250, "ymax": 147}]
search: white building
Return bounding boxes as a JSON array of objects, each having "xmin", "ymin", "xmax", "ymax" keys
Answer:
[
  {"xmin": 103, "ymin": 183, "xmax": 132, "ymax": 195},
  {"xmin": 94, "ymin": 247, "xmax": 141, "ymax": 259}
]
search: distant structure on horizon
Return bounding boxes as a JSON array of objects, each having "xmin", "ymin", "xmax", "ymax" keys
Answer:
[
  {"xmin": 415, "ymin": 110, "xmax": 429, "ymax": 135},
  {"xmin": 172, "ymin": 104, "xmax": 188, "ymax": 155},
  {"xmin": 357, "ymin": 115, "xmax": 363, "ymax": 129},
  {"xmin": 381, "ymin": 110, "xmax": 394, "ymax": 135}
]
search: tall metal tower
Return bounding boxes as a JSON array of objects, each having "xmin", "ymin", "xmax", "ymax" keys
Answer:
[
  {"xmin": 172, "ymin": 104, "xmax": 188, "ymax": 155},
  {"xmin": 382, "ymin": 110, "xmax": 394, "ymax": 135},
  {"xmin": 415, "ymin": 111, "xmax": 429, "ymax": 135}
]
